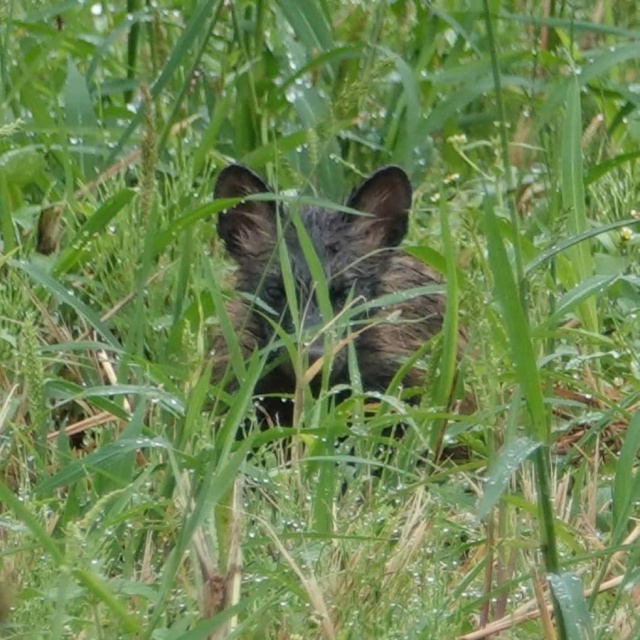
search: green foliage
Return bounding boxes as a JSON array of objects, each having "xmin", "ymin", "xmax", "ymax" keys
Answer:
[{"xmin": 1, "ymin": 0, "xmax": 640, "ymax": 638}]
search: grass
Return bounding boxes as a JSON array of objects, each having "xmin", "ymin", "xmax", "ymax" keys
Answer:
[{"xmin": 2, "ymin": 0, "xmax": 640, "ymax": 638}]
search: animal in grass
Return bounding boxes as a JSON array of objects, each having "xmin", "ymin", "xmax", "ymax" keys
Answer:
[{"xmin": 212, "ymin": 163, "xmax": 454, "ymax": 427}]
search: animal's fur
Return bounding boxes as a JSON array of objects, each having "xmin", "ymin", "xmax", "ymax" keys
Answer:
[{"xmin": 212, "ymin": 164, "xmax": 451, "ymax": 425}]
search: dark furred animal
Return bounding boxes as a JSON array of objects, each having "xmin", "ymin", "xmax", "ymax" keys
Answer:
[{"xmin": 212, "ymin": 164, "xmax": 448, "ymax": 425}]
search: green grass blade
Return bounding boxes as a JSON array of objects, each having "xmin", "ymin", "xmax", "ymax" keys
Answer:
[
  {"xmin": 548, "ymin": 573, "xmax": 594, "ymax": 640},
  {"xmin": 12, "ymin": 259, "xmax": 121, "ymax": 348},
  {"xmin": 501, "ymin": 11, "xmax": 640, "ymax": 39},
  {"xmin": 0, "ymin": 172, "xmax": 15, "ymax": 253},
  {"xmin": 36, "ymin": 437, "xmax": 171, "ymax": 496},
  {"xmin": 586, "ymin": 149, "xmax": 640, "ymax": 184},
  {"xmin": 484, "ymin": 198, "xmax": 566, "ymax": 635},
  {"xmin": 275, "ymin": 0, "xmax": 334, "ymax": 65},
  {"xmin": 72, "ymin": 568, "xmax": 141, "ymax": 634},
  {"xmin": 106, "ymin": 0, "xmax": 224, "ymax": 165},
  {"xmin": 54, "ymin": 188, "xmax": 135, "ymax": 275},
  {"xmin": 525, "ymin": 218, "xmax": 640, "ymax": 275},
  {"xmin": 535, "ymin": 275, "xmax": 620, "ymax": 332},
  {"xmin": 484, "ymin": 204, "xmax": 545, "ymax": 433},
  {"xmin": 429, "ymin": 193, "xmax": 460, "ymax": 454},
  {"xmin": 0, "ymin": 480, "xmax": 64, "ymax": 564},
  {"xmin": 561, "ymin": 74, "xmax": 597, "ymax": 335},
  {"xmin": 612, "ymin": 409, "xmax": 640, "ymax": 534},
  {"xmin": 477, "ymin": 437, "xmax": 540, "ymax": 519},
  {"xmin": 64, "ymin": 57, "xmax": 99, "ymax": 177}
]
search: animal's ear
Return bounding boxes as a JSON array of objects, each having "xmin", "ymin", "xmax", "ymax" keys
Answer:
[
  {"xmin": 214, "ymin": 164, "xmax": 277, "ymax": 260},
  {"xmin": 345, "ymin": 166, "xmax": 412, "ymax": 248}
]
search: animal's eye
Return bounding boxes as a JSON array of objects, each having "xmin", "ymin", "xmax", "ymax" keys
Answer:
[
  {"xmin": 264, "ymin": 283, "xmax": 286, "ymax": 302},
  {"xmin": 330, "ymin": 285, "xmax": 348, "ymax": 307}
]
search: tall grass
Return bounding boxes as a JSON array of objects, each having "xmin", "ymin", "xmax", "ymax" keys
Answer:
[{"xmin": 1, "ymin": 1, "xmax": 640, "ymax": 638}]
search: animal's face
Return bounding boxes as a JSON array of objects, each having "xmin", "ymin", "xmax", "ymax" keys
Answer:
[
  {"xmin": 249, "ymin": 208, "xmax": 393, "ymax": 334},
  {"xmin": 214, "ymin": 164, "xmax": 413, "ymax": 381}
]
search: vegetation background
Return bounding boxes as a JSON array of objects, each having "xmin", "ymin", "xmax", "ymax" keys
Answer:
[{"xmin": 1, "ymin": 0, "xmax": 640, "ymax": 638}]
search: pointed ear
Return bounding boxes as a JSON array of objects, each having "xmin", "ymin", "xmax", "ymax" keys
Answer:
[
  {"xmin": 214, "ymin": 164, "xmax": 277, "ymax": 260},
  {"xmin": 345, "ymin": 166, "xmax": 412, "ymax": 248}
]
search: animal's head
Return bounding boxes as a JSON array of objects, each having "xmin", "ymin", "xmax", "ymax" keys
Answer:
[{"xmin": 214, "ymin": 164, "xmax": 413, "ymax": 383}]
